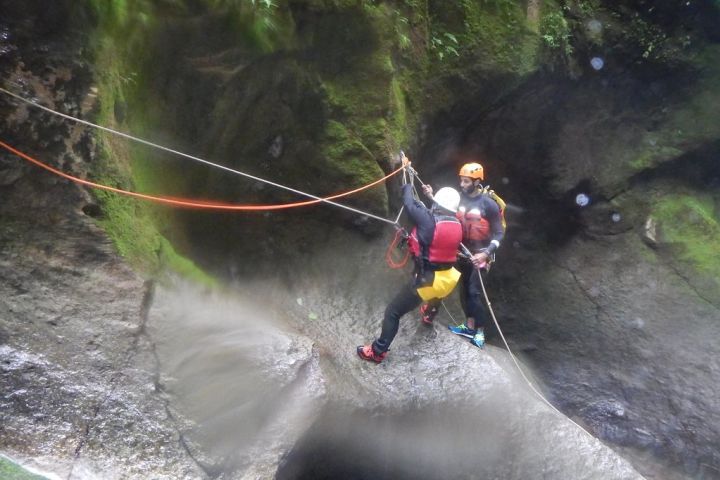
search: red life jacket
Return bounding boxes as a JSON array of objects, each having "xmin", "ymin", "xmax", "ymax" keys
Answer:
[
  {"xmin": 408, "ymin": 215, "xmax": 463, "ymax": 264},
  {"xmin": 457, "ymin": 201, "xmax": 490, "ymax": 242}
]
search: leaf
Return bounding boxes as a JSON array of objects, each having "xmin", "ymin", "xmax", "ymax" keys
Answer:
[{"xmin": 444, "ymin": 32, "xmax": 458, "ymax": 44}]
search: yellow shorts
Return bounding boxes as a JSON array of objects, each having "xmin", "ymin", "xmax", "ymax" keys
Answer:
[{"xmin": 416, "ymin": 267, "xmax": 461, "ymax": 302}]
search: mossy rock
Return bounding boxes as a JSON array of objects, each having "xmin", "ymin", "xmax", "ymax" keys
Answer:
[
  {"xmin": 86, "ymin": 26, "xmax": 218, "ymax": 286},
  {"xmin": 626, "ymin": 46, "xmax": 720, "ymax": 174},
  {"xmin": 416, "ymin": 0, "xmax": 545, "ymax": 118},
  {"xmin": 647, "ymin": 190, "xmax": 720, "ymax": 306}
]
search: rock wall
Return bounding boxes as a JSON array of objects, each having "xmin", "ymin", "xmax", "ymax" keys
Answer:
[
  {"xmin": 2, "ymin": 1, "xmax": 719, "ymax": 479},
  {"xmin": 409, "ymin": 3, "xmax": 720, "ymax": 478}
]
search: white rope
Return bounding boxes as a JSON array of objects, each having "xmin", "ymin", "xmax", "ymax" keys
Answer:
[
  {"xmin": 474, "ymin": 266, "xmax": 598, "ymax": 440},
  {"xmin": 439, "ymin": 243, "xmax": 598, "ymax": 438},
  {"xmin": 0, "ymin": 86, "xmax": 399, "ymax": 226},
  {"xmin": 394, "ymin": 205, "xmax": 405, "ymax": 224}
]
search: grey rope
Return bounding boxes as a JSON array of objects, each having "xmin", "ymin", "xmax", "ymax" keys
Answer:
[{"xmin": 440, "ymin": 251, "xmax": 599, "ymax": 441}]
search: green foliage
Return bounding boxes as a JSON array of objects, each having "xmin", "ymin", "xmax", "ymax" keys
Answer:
[
  {"xmin": 86, "ymin": 0, "xmax": 170, "ymax": 33},
  {"xmin": 576, "ymin": 0, "xmax": 600, "ymax": 16},
  {"xmin": 630, "ymin": 146, "xmax": 683, "ymax": 171},
  {"xmin": 629, "ymin": 46, "xmax": 720, "ymax": 172},
  {"xmin": 393, "ymin": 12, "xmax": 412, "ymax": 51},
  {"xmin": 313, "ymin": 4, "xmax": 410, "ymax": 157},
  {"xmin": 389, "ymin": 76, "xmax": 409, "ymax": 149},
  {"xmin": 628, "ymin": 15, "xmax": 669, "ymax": 60},
  {"xmin": 202, "ymin": 0, "xmax": 293, "ymax": 52},
  {"xmin": 430, "ymin": 32, "xmax": 460, "ymax": 60},
  {"xmin": 88, "ymin": 0, "xmax": 293, "ymax": 53},
  {"xmin": 539, "ymin": 11, "xmax": 572, "ymax": 55},
  {"xmin": 479, "ymin": 0, "xmax": 516, "ymax": 16}
]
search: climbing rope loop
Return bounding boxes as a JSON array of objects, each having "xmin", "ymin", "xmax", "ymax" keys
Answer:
[{"xmin": 385, "ymin": 227, "xmax": 410, "ymax": 269}]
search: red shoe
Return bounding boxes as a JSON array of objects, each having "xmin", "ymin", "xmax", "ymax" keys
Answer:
[
  {"xmin": 357, "ymin": 345, "xmax": 387, "ymax": 363},
  {"xmin": 419, "ymin": 304, "xmax": 439, "ymax": 325}
]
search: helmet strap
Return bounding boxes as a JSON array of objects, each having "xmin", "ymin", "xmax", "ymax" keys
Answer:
[{"xmin": 472, "ymin": 180, "xmax": 484, "ymax": 195}]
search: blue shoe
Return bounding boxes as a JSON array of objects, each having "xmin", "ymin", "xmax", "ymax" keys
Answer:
[
  {"xmin": 448, "ymin": 324, "xmax": 476, "ymax": 338},
  {"xmin": 471, "ymin": 329, "xmax": 485, "ymax": 348}
]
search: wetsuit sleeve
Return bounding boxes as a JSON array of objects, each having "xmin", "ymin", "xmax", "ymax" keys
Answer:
[
  {"xmin": 402, "ymin": 184, "xmax": 435, "ymax": 247},
  {"xmin": 484, "ymin": 196, "xmax": 505, "ymax": 254}
]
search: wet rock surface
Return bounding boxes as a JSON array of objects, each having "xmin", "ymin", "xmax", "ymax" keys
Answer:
[
  {"xmin": 147, "ymin": 287, "xmax": 326, "ymax": 479},
  {"xmin": 1, "ymin": 1, "xmax": 717, "ymax": 479},
  {"xmin": 0, "ymin": 223, "xmax": 646, "ymax": 479},
  {"xmin": 414, "ymin": 24, "xmax": 720, "ymax": 477},
  {"xmin": 494, "ymin": 229, "xmax": 720, "ymax": 479},
  {"xmin": 0, "ymin": 215, "xmax": 205, "ymax": 479},
  {"xmin": 273, "ymin": 238, "xmax": 645, "ymax": 480}
]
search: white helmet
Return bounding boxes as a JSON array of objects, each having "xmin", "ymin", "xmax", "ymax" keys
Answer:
[{"xmin": 433, "ymin": 187, "xmax": 461, "ymax": 213}]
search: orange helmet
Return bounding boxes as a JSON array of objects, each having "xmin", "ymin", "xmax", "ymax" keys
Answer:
[{"xmin": 459, "ymin": 162, "xmax": 484, "ymax": 180}]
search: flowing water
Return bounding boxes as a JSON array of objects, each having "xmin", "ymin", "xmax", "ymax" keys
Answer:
[{"xmin": 138, "ymin": 237, "xmax": 645, "ymax": 479}]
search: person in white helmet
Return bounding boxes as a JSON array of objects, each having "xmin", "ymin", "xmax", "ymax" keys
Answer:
[{"xmin": 357, "ymin": 170, "xmax": 463, "ymax": 363}]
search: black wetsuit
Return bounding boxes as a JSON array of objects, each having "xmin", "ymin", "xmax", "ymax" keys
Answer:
[
  {"xmin": 373, "ymin": 184, "xmax": 457, "ymax": 354},
  {"xmin": 457, "ymin": 192, "xmax": 505, "ymax": 329}
]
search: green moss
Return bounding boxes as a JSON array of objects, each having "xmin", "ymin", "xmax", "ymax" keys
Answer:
[
  {"xmin": 627, "ymin": 46, "xmax": 720, "ymax": 174},
  {"xmin": 629, "ymin": 145, "xmax": 684, "ymax": 171},
  {"xmin": 446, "ymin": 0, "xmax": 540, "ymax": 75},
  {"xmin": 87, "ymin": 23, "xmax": 216, "ymax": 287},
  {"xmin": 321, "ymin": 120, "xmax": 388, "ymax": 212},
  {"xmin": 651, "ymin": 193, "xmax": 720, "ymax": 278},
  {"xmin": 310, "ymin": 4, "xmax": 410, "ymax": 214},
  {"xmin": 409, "ymin": 0, "xmax": 543, "ymax": 116},
  {"xmin": 665, "ymin": 48, "xmax": 720, "ymax": 142},
  {"xmin": 0, "ymin": 457, "xmax": 48, "ymax": 480},
  {"xmin": 388, "ymin": 76, "xmax": 410, "ymax": 151}
]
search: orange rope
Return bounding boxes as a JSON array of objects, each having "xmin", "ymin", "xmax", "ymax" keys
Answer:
[
  {"xmin": 385, "ymin": 228, "xmax": 410, "ymax": 269},
  {"xmin": 0, "ymin": 139, "xmax": 402, "ymax": 211}
]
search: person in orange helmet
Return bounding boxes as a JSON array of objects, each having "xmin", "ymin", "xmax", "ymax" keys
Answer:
[{"xmin": 420, "ymin": 161, "xmax": 505, "ymax": 348}]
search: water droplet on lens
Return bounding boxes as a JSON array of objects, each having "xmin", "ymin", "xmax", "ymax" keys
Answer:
[
  {"xmin": 575, "ymin": 193, "xmax": 590, "ymax": 207},
  {"xmin": 587, "ymin": 19, "xmax": 603, "ymax": 34}
]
